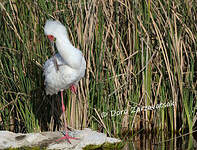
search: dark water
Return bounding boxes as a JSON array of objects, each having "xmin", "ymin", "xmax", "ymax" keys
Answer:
[{"xmin": 122, "ymin": 131, "xmax": 197, "ymax": 150}]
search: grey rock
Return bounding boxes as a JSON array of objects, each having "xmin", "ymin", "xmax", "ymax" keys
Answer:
[{"xmin": 0, "ymin": 128, "xmax": 121, "ymax": 150}]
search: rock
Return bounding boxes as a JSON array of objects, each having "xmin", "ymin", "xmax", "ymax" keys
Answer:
[{"xmin": 0, "ymin": 128, "xmax": 121, "ymax": 150}]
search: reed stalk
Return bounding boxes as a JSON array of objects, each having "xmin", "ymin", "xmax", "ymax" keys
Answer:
[{"xmin": 0, "ymin": 0, "xmax": 196, "ymax": 138}]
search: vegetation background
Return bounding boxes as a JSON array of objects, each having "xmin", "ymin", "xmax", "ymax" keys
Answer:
[{"xmin": 0, "ymin": 0, "xmax": 197, "ymax": 140}]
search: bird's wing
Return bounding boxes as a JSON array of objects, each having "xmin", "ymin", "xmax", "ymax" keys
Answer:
[{"xmin": 43, "ymin": 53, "xmax": 79, "ymax": 95}]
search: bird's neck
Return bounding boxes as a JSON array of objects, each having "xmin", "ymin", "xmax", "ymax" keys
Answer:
[{"xmin": 56, "ymin": 37, "xmax": 80, "ymax": 69}]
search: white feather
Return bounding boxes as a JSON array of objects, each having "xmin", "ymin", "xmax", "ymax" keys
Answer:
[{"xmin": 43, "ymin": 20, "xmax": 86, "ymax": 95}]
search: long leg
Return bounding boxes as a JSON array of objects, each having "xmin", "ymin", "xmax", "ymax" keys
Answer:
[
  {"xmin": 56, "ymin": 90, "xmax": 79, "ymax": 143},
  {"xmin": 61, "ymin": 90, "xmax": 68, "ymax": 131}
]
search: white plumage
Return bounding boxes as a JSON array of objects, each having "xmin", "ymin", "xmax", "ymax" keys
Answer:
[{"xmin": 43, "ymin": 20, "xmax": 86, "ymax": 95}]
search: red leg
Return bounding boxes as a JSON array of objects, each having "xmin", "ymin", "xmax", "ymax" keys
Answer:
[
  {"xmin": 70, "ymin": 84, "xmax": 77, "ymax": 94},
  {"xmin": 60, "ymin": 90, "xmax": 67, "ymax": 133},
  {"xmin": 56, "ymin": 90, "xmax": 79, "ymax": 143}
]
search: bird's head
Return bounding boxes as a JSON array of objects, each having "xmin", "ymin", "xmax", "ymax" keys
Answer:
[{"xmin": 44, "ymin": 19, "xmax": 68, "ymax": 42}]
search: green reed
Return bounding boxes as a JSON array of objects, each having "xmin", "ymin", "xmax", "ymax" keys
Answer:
[{"xmin": 0, "ymin": 0, "xmax": 196, "ymax": 138}]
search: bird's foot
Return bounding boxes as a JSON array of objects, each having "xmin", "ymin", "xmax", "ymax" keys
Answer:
[
  {"xmin": 56, "ymin": 132, "xmax": 79, "ymax": 144},
  {"xmin": 70, "ymin": 84, "xmax": 77, "ymax": 94}
]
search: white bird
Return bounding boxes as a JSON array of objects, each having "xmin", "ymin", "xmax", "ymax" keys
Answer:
[{"xmin": 43, "ymin": 20, "xmax": 86, "ymax": 143}]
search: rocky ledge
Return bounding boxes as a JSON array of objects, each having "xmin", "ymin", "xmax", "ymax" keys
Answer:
[{"xmin": 0, "ymin": 128, "xmax": 121, "ymax": 150}]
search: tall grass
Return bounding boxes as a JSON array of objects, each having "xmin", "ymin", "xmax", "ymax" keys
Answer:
[{"xmin": 0, "ymin": 0, "xmax": 196, "ymax": 138}]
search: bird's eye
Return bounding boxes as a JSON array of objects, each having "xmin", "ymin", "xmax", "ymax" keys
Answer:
[{"xmin": 47, "ymin": 35, "xmax": 55, "ymax": 41}]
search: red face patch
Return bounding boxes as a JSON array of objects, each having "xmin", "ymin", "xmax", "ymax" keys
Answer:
[{"xmin": 47, "ymin": 35, "xmax": 54, "ymax": 41}]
